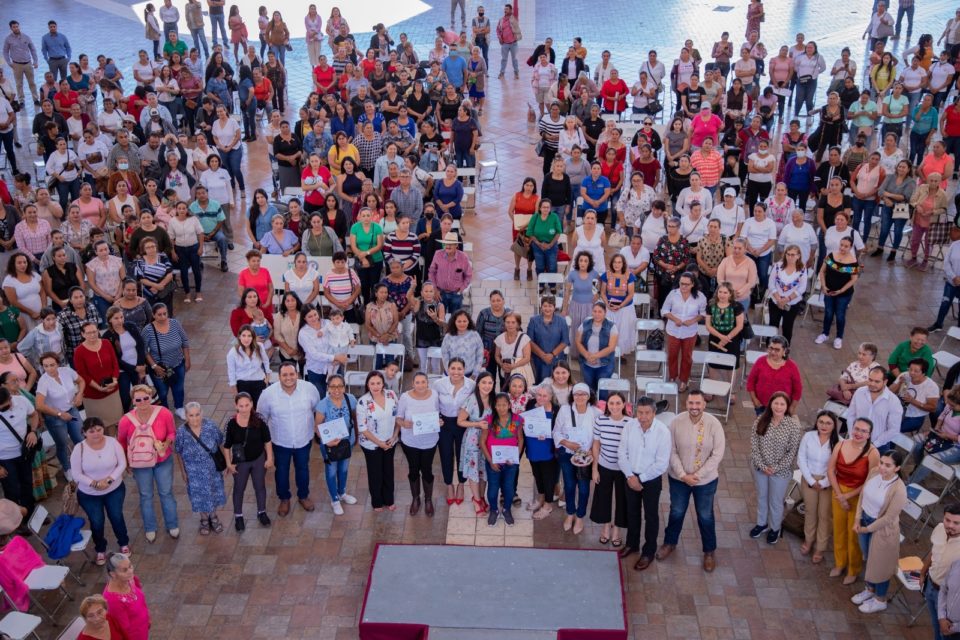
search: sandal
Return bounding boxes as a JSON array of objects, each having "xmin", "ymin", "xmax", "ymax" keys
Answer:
[
  {"xmin": 599, "ymin": 535, "xmax": 610, "ymax": 545},
  {"xmin": 800, "ymin": 543, "xmax": 811, "ymax": 555},
  {"xmin": 472, "ymin": 497, "xmax": 487, "ymax": 515},
  {"xmin": 611, "ymin": 538, "xmax": 623, "ymax": 548},
  {"xmin": 533, "ymin": 506, "xmax": 553, "ymax": 520},
  {"xmin": 96, "ymin": 552, "xmax": 106, "ymax": 566},
  {"xmin": 209, "ymin": 514, "xmax": 224, "ymax": 534},
  {"xmin": 812, "ymin": 553, "xmax": 824, "ymax": 564},
  {"xmin": 195, "ymin": 294, "xmax": 204, "ymax": 302},
  {"xmin": 198, "ymin": 517, "xmax": 211, "ymax": 536}
]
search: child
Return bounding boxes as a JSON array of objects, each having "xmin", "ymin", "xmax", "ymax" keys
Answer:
[
  {"xmin": 320, "ymin": 308, "xmax": 355, "ymax": 377},
  {"xmin": 250, "ymin": 307, "xmax": 274, "ymax": 358},
  {"xmin": 382, "ymin": 360, "xmax": 401, "ymax": 394}
]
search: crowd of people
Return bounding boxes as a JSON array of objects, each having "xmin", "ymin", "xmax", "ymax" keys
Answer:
[{"xmin": 0, "ymin": 0, "xmax": 960, "ymax": 637}]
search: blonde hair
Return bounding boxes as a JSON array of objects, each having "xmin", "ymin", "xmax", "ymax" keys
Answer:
[
  {"xmin": 80, "ymin": 594, "xmax": 108, "ymax": 618},
  {"xmin": 130, "ymin": 384, "xmax": 155, "ymax": 400}
]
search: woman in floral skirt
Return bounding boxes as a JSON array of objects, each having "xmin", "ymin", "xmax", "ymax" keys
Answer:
[{"xmin": 458, "ymin": 372, "xmax": 495, "ymax": 514}]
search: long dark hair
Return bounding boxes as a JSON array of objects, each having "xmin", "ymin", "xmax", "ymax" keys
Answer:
[
  {"xmin": 237, "ymin": 287, "xmax": 261, "ymax": 310},
  {"xmin": 755, "ymin": 391, "xmax": 793, "ymax": 436},
  {"xmin": 813, "ymin": 410, "xmax": 841, "ymax": 451},
  {"xmin": 472, "ymin": 371, "xmax": 496, "ymax": 413}
]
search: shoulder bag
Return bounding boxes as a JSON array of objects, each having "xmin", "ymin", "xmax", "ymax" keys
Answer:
[
  {"xmin": 324, "ymin": 397, "xmax": 354, "ymax": 462},
  {"xmin": 892, "ymin": 202, "xmax": 911, "ymax": 220},
  {"xmin": 0, "ymin": 411, "xmax": 41, "ymax": 461},
  {"xmin": 228, "ymin": 417, "xmax": 252, "ymax": 464},
  {"xmin": 151, "ymin": 326, "xmax": 174, "ymax": 381},
  {"xmin": 188, "ymin": 425, "xmax": 227, "ymax": 472}
]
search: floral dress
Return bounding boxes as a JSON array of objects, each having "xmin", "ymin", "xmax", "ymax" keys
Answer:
[
  {"xmin": 459, "ymin": 394, "xmax": 488, "ymax": 482},
  {"xmin": 652, "ymin": 235, "xmax": 691, "ymax": 289},
  {"xmin": 173, "ymin": 419, "xmax": 226, "ymax": 513}
]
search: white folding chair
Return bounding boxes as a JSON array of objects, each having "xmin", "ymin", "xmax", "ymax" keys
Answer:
[
  {"xmin": 741, "ymin": 348, "xmax": 765, "ymax": 389},
  {"xmin": 425, "ymin": 346, "xmax": 444, "ymax": 379},
  {"xmin": 344, "ymin": 371, "xmax": 369, "ymax": 396},
  {"xmin": 346, "ymin": 344, "xmax": 376, "ymax": 370},
  {"xmin": 55, "ymin": 616, "xmax": 85, "ymax": 640},
  {"xmin": 614, "ymin": 346, "xmax": 622, "ymax": 378},
  {"xmin": 598, "ymin": 377, "xmax": 631, "ymax": 403},
  {"xmin": 0, "ymin": 589, "xmax": 41, "ymax": 640},
  {"xmin": 634, "ymin": 349, "xmax": 667, "ymax": 393},
  {"xmin": 375, "ymin": 343, "xmax": 405, "ymax": 375},
  {"xmin": 27, "ymin": 506, "xmax": 91, "ymax": 585},
  {"xmin": 933, "ymin": 326, "xmax": 960, "ymax": 379},
  {"xmin": 698, "ymin": 352, "xmax": 737, "ymax": 422},
  {"xmin": 635, "ymin": 319, "xmax": 664, "ymax": 348},
  {"xmin": 22, "ymin": 562, "xmax": 72, "ymax": 623},
  {"xmin": 786, "ymin": 469, "xmax": 804, "ymax": 505},
  {"xmin": 645, "ymin": 381, "xmax": 679, "ymax": 414},
  {"xmin": 890, "ymin": 560, "xmax": 927, "ymax": 626},
  {"xmin": 633, "ymin": 292, "xmax": 652, "ymax": 319},
  {"xmin": 904, "ymin": 457, "xmax": 956, "ymax": 540}
]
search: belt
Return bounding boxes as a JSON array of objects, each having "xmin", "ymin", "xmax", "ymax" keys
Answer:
[
  {"xmin": 48, "ymin": 56, "xmax": 66, "ymax": 60},
  {"xmin": 11, "ymin": 61, "xmax": 31, "ymax": 65}
]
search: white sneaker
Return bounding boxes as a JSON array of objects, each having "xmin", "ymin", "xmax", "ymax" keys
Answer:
[
  {"xmin": 145, "ymin": 531, "xmax": 156, "ymax": 543},
  {"xmin": 332, "ymin": 501, "xmax": 344, "ymax": 515},
  {"xmin": 168, "ymin": 528, "xmax": 180, "ymax": 539},
  {"xmin": 339, "ymin": 493, "xmax": 358, "ymax": 505},
  {"xmin": 64, "ymin": 469, "xmax": 73, "ymax": 483},
  {"xmin": 815, "ymin": 334, "xmax": 829, "ymax": 344},
  {"xmin": 833, "ymin": 338, "xmax": 843, "ymax": 350},
  {"xmin": 858, "ymin": 598, "xmax": 888, "ymax": 613},
  {"xmin": 850, "ymin": 589, "xmax": 873, "ymax": 605},
  {"xmin": 175, "ymin": 408, "xmax": 186, "ymax": 420}
]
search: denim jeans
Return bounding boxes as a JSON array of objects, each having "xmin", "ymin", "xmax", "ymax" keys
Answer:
[
  {"xmin": 749, "ymin": 252, "xmax": 772, "ymax": 297},
  {"xmin": 901, "ymin": 414, "xmax": 926, "ymax": 433},
  {"xmin": 486, "ymin": 459, "xmax": 518, "ymax": 514},
  {"xmin": 857, "ymin": 513, "xmax": 891, "ymax": 597},
  {"xmin": 439, "ymin": 290, "xmax": 463, "ymax": 313},
  {"xmin": 222, "ymin": 146, "xmax": 245, "ymax": 191},
  {"xmin": 454, "ymin": 148, "xmax": 476, "ymax": 170},
  {"xmin": 259, "ymin": 34, "xmax": 268, "ymax": 59},
  {"xmin": 44, "ymin": 408, "xmax": 82, "ymax": 470},
  {"xmin": 909, "ymin": 129, "xmax": 931, "ymax": 165},
  {"xmin": 323, "ymin": 457, "xmax": 350, "ymax": 502},
  {"xmin": 927, "ymin": 578, "xmax": 947, "ymax": 640},
  {"xmin": 77, "ymin": 483, "xmax": 128, "ymax": 553},
  {"xmin": 209, "ymin": 14, "xmax": 227, "ymax": 46},
  {"xmin": 55, "ymin": 178, "xmax": 81, "ymax": 209},
  {"xmin": 877, "ymin": 204, "xmax": 907, "ymax": 252},
  {"xmin": 557, "ymin": 450, "xmax": 590, "ymax": 517},
  {"xmin": 531, "ymin": 243, "xmax": 558, "ymax": 274},
  {"xmin": 822, "ymin": 291, "xmax": 853, "ymax": 339},
  {"xmin": 580, "ymin": 361, "xmax": 614, "ymax": 397},
  {"xmin": 935, "ymin": 281, "xmax": 960, "ymax": 328},
  {"xmin": 240, "ymin": 96, "xmax": 258, "ymax": 139},
  {"xmin": 131, "ymin": 456, "xmax": 178, "ymax": 533},
  {"xmin": 91, "ymin": 295, "xmax": 112, "ymax": 324},
  {"xmin": 175, "ymin": 243, "xmax": 202, "ymax": 294},
  {"xmin": 273, "ymin": 440, "xmax": 312, "ymax": 500},
  {"xmin": 190, "ymin": 27, "xmax": 209, "ymax": 57},
  {"xmin": 911, "ymin": 445, "xmax": 960, "ymax": 483},
  {"xmin": 270, "ymin": 44, "xmax": 286, "ymax": 66},
  {"xmin": 306, "ymin": 369, "xmax": 328, "ymax": 400},
  {"xmin": 754, "ymin": 469, "xmax": 790, "ymax": 530},
  {"xmin": 895, "ymin": 4, "xmax": 914, "ymax": 35},
  {"xmin": 794, "ymin": 79, "xmax": 817, "ymax": 117},
  {"xmin": 499, "ymin": 42, "xmax": 519, "ymax": 75},
  {"xmin": 851, "ymin": 197, "xmax": 878, "ymax": 239},
  {"xmin": 207, "ymin": 229, "xmax": 229, "ymax": 266},
  {"xmin": 664, "ymin": 477, "xmax": 718, "ymax": 552},
  {"xmin": 153, "ymin": 361, "xmax": 186, "ymax": 410}
]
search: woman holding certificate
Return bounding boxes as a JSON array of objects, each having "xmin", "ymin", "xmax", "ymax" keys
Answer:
[
  {"xmin": 397, "ymin": 373, "xmax": 441, "ymax": 517},
  {"xmin": 315, "ymin": 374, "xmax": 359, "ymax": 517},
  {"xmin": 481, "ymin": 393, "xmax": 525, "ymax": 527},
  {"xmin": 523, "ymin": 385, "xmax": 559, "ymax": 520},
  {"xmin": 357, "ymin": 371, "xmax": 400, "ymax": 512}
]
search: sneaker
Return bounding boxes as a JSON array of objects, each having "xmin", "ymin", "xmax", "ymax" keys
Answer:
[
  {"xmin": 119, "ymin": 545, "xmax": 131, "ymax": 555},
  {"xmin": 833, "ymin": 338, "xmax": 843, "ymax": 350},
  {"xmin": 339, "ymin": 493, "xmax": 358, "ymax": 505},
  {"xmin": 235, "ymin": 515, "xmax": 245, "ymax": 532},
  {"xmin": 257, "ymin": 511, "xmax": 271, "ymax": 527},
  {"xmin": 503, "ymin": 510, "xmax": 515, "ymax": 526},
  {"xmin": 766, "ymin": 529, "xmax": 781, "ymax": 545},
  {"xmin": 145, "ymin": 531, "xmax": 156, "ymax": 543},
  {"xmin": 870, "ymin": 248, "xmax": 883, "ymax": 258},
  {"xmin": 220, "ymin": 262, "xmax": 228, "ymax": 272},
  {"xmin": 175, "ymin": 408, "xmax": 186, "ymax": 420},
  {"xmin": 905, "ymin": 258, "xmax": 917, "ymax": 268},
  {"xmin": 858, "ymin": 598, "xmax": 888, "ymax": 613},
  {"xmin": 814, "ymin": 334, "xmax": 828, "ymax": 345},
  {"xmin": 487, "ymin": 511, "xmax": 499, "ymax": 526},
  {"xmin": 96, "ymin": 552, "xmax": 106, "ymax": 566},
  {"xmin": 928, "ymin": 324, "xmax": 944, "ymax": 333},
  {"xmin": 168, "ymin": 527, "xmax": 180, "ymax": 539},
  {"xmin": 749, "ymin": 524, "xmax": 768, "ymax": 538},
  {"xmin": 332, "ymin": 501, "xmax": 344, "ymax": 515},
  {"xmin": 851, "ymin": 589, "xmax": 874, "ymax": 605}
]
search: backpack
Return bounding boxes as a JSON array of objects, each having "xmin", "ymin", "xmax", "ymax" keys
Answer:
[
  {"xmin": 126, "ymin": 407, "xmax": 161, "ymax": 469},
  {"xmin": 645, "ymin": 329, "xmax": 665, "ymax": 351}
]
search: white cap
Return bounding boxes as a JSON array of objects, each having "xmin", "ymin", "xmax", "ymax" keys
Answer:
[
  {"xmin": 723, "ymin": 188, "xmax": 737, "ymax": 197},
  {"xmin": 572, "ymin": 383, "xmax": 591, "ymax": 395}
]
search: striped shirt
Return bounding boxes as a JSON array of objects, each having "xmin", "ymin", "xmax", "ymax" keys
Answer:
[
  {"xmin": 132, "ymin": 255, "xmax": 173, "ymax": 303},
  {"xmin": 690, "ymin": 150, "xmax": 723, "ymax": 187},
  {"xmin": 593, "ymin": 415, "xmax": 635, "ymax": 471},
  {"xmin": 538, "ymin": 114, "xmax": 564, "ymax": 151},
  {"xmin": 383, "ymin": 232, "xmax": 421, "ymax": 271},
  {"xmin": 142, "ymin": 319, "xmax": 190, "ymax": 368},
  {"xmin": 322, "ymin": 268, "xmax": 360, "ymax": 303}
]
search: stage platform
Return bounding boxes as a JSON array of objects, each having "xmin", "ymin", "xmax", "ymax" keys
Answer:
[{"xmin": 359, "ymin": 544, "xmax": 627, "ymax": 640}]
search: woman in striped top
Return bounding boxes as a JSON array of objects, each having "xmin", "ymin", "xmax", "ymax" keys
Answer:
[
  {"xmin": 591, "ymin": 391, "xmax": 633, "ymax": 547},
  {"xmin": 142, "ymin": 303, "xmax": 191, "ymax": 420},
  {"xmin": 132, "ymin": 237, "xmax": 174, "ymax": 315},
  {"xmin": 322, "ymin": 251, "xmax": 362, "ymax": 323}
]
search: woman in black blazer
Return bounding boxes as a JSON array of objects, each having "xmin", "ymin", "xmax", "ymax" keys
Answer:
[{"xmin": 102, "ymin": 306, "xmax": 147, "ymax": 412}]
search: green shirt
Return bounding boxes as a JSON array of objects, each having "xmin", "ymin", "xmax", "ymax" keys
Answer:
[
  {"xmin": 888, "ymin": 339, "xmax": 935, "ymax": 375},
  {"xmin": 0, "ymin": 307, "xmax": 20, "ymax": 344},
  {"xmin": 350, "ymin": 222, "xmax": 384, "ymax": 263},
  {"xmin": 163, "ymin": 40, "xmax": 188, "ymax": 58},
  {"xmin": 525, "ymin": 211, "xmax": 563, "ymax": 244},
  {"xmin": 883, "ymin": 94, "xmax": 910, "ymax": 124}
]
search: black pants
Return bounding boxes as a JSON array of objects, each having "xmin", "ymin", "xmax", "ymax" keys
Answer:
[
  {"xmin": 438, "ymin": 415, "xmax": 465, "ymax": 485},
  {"xmin": 232, "ymin": 452, "xmax": 267, "ymax": 514},
  {"xmin": 767, "ymin": 300, "xmax": 801, "ymax": 345},
  {"xmin": 0, "ymin": 455, "xmax": 34, "ymax": 515},
  {"xmin": 401, "ymin": 442, "xmax": 436, "ymax": 483},
  {"xmin": 356, "ymin": 262, "xmax": 382, "ymax": 307},
  {"xmin": 745, "ymin": 179, "xmax": 772, "ymax": 212},
  {"xmin": 541, "ymin": 146, "xmax": 556, "ymax": 175},
  {"xmin": 236, "ymin": 379, "xmax": 267, "ymax": 407},
  {"xmin": 272, "ymin": 86, "xmax": 285, "ymax": 113},
  {"xmin": 787, "ymin": 189, "xmax": 809, "ymax": 213},
  {"xmin": 530, "ymin": 458, "xmax": 558, "ymax": 503},
  {"xmin": 625, "ymin": 475, "xmax": 662, "ymax": 556},
  {"xmin": 590, "ymin": 465, "xmax": 627, "ymax": 528},
  {"xmin": 362, "ymin": 446, "xmax": 396, "ymax": 508}
]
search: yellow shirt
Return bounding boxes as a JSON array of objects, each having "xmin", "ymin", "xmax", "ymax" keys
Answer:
[{"xmin": 930, "ymin": 523, "xmax": 960, "ymax": 586}]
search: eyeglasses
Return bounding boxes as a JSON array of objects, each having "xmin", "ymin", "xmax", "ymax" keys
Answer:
[
  {"xmin": 133, "ymin": 397, "xmax": 152, "ymax": 404},
  {"xmin": 327, "ymin": 384, "xmax": 345, "ymax": 389}
]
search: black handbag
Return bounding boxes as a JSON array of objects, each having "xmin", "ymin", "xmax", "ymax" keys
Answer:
[
  {"xmin": 0, "ymin": 412, "xmax": 41, "ymax": 461},
  {"xmin": 323, "ymin": 397, "xmax": 354, "ymax": 463},
  {"xmin": 229, "ymin": 418, "xmax": 252, "ymax": 464},
  {"xmin": 151, "ymin": 326, "xmax": 175, "ymax": 381},
  {"xmin": 188, "ymin": 426, "xmax": 227, "ymax": 472}
]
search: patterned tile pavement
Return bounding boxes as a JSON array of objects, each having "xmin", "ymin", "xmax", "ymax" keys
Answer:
[{"xmin": 1, "ymin": 0, "xmax": 958, "ymax": 637}]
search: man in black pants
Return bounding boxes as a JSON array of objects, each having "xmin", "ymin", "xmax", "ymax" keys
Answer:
[{"xmin": 617, "ymin": 395, "xmax": 671, "ymax": 570}]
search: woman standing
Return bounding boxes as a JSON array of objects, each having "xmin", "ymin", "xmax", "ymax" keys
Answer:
[
  {"xmin": 798, "ymin": 410, "xmax": 841, "ymax": 564},
  {"xmin": 141, "ymin": 303, "xmax": 191, "ymax": 417},
  {"xmin": 704, "ymin": 282, "xmax": 744, "ymax": 392},
  {"xmin": 652, "ymin": 218, "xmax": 692, "ymax": 310},
  {"xmin": 132, "ymin": 237, "xmax": 174, "ymax": 313},
  {"xmin": 36, "ymin": 353, "xmax": 84, "ymax": 481},
  {"xmin": 302, "ymin": 206, "xmax": 343, "ymax": 256},
  {"xmin": 440, "ymin": 311, "xmax": 484, "ymax": 378},
  {"xmin": 222, "ymin": 392, "xmax": 273, "ymax": 531},
  {"xmin": 236, "ymin": 250, "xmax": 274, "ymax": 312},
  {"xmin": 227, "ymin": 325, "xmax": 271, "ymax": 405},
  {"xmin": 494, "ymin": 312, "xmax": 534, "ymax": 389},
  {"xmin": 76, "ymin": 594, "xmax": 128, "ymax": 640},
  {"xmin": 357, "ymin": 371, "xmax": 399, "ymax": 512},
  {"xmin": 42, "ymin": 248, "xmax": 83, "ymax": 312},
  {"xmin": 507, "ymin": 178, "xmax": 538, "ymax": 279},
  {"xmin": 874, "ymin": 160, "xmax": 915, "ymax": 262},
  {"xmin": 167, "ymin": 202, "xmax": 204, "ymax": 304},
  {"xmin": 591, "ymin": 392, "xmax": 632, "ymax": 547},
  {"xmin": 397, "ymin": 373, "xmax": 440, "ymax": 516},
  {"xmin": 433, "ymin": 164, "xmax": 465, "ymax": 222},
  {"xmin": 350, "ymin": 207, "xmax": 384, "ymax": 305},
  {"xmin": 365, "ymin": 283, "xmax": 400, "ymax": 367},
  {"xmin": 662, "ymin": 273, "xmax": 707, "ymax": 392},
  {"xmin": 749, "ymin": 391, "xmax": 804, "ymax": 545},
  {"xmin": 575, "ymin": 302, "xmax": 618, "ymax": 389},
  {"xmin": 767, "ymin": 245, "xmax": 808, "ymax": 344},
  {"xmin": 282, "ymin": 253, "xmax": 320, "ymax": 308},
  {"xmin": 696, "ymin": 220, "xmax": 727, "ymax": 299},
  {"xmin": 526, "ymin": 385, "xmax": 558, "ymax": 520},
  {"xmin": 599, "ymin": 254, "xmax": 637, "ymax": 356},
  {"xmin": 481, "ymin": 392, "xmax": 524, "ymax": 526},
  {"xmin": 561, "ymin": 252, "xmax": 598, "ymax": 347},
  {"xmin": 85, "ymin": 242, "xmax": 126, "ymax": 320},
  {"xmin": 554, "ymin": 383, "xmax": 599, "ymax": 533},
  {"xmin": 212, "ymin": 103, "xmax": 245, "ymax": 197},
  {"xmin": 433, "ymin": 358, "xmax": 475, "ymax": 507},
  {"xmin": 828, "ymin": 417, "xmax": 880, "ymax": 584},
  {"xmin": 815, "ymin": 237, "xmax": 860, "ymax": 350},
  {"xmin": 412, "ymin": 284, "xmax": 445, "ymax": 375},
  {"xmin": 103, "ymin": 307, "xmax": 146, "ymax": 413},
  {"xmin": 57, "ymin": 287, "xmax": 102, "ymax": 363},
  {"xmin": 102, "ymin": 553, "xmax": 150, "ymax": 640},
  {"xmin": 74, "ymin": 321, "xmax": 123, "ymax": 429},
  {"xmin": 174, "ymin": 403, "xmax": 226, "ymax": 535},
  {"xmin": 458, "ymin": 371, "xmax": 495, "ymax": 515},
  {"xmin": 3, "ymin": 252, "xmax": 45, "ymax": 329},
  {"xmin": 850, "ymin": 451, "xmax": 907, "ymax": 613},
  {"xmin": 315, "ymin": 375, "xmax": 357, "ymax": 516},
  {"xmin": 571, "ymin": 209, "xmax": 606, "ymax": 276}
]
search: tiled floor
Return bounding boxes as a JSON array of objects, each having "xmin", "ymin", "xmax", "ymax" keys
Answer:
[{"xmin": 1, "ymin": 0, "xmax": 957, "ymax": 637}]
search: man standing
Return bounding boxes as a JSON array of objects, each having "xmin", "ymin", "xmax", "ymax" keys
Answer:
[
  {"xmin": 496, "ymin": 3, "xmax": 522, "ymax": 80},
  {"xmin": 3, "ymin": 21, "xmax": 40, "ymax": 106},
  {"xmin": 429, "ymin": 232, "xmax": 473, "ymax": 312},
  {"xmin": 159, "ymin": 0, "xmax": 181, "ymax": 40},
  {"xmin": 617, "ymin": 396, "xmax": 671, "ymax": 571},
  {"xmin": 257, "ymin": 363, "xmax": 321, "ymax": 517},
  {"xmin": 892, "ymin": 0, "xmax": 915, "ymax": 39},
  {"xmin": 207, "ymin": 0, "xmax": 227, "ymax": 48},
  {"xmin": 657, "ymin": 391, "xmax": 725, "ymax": 572},
  {"xmin": 390, "ymin": 169, "xmax": 424, "ymax": 224},
  {"xmin": 923, "ymin": 506, "xmax": 960, "ymax": 640},
  {"xmin": 846, "ymin": 367, "xmax": 903, "ymax": 453},
  {"xmin": 40, "ymin": 21, "xmax": 71, "ymax": 83},
  {"xmin": 451, "ymin": 0, "xmax": 467, "ymax": 32},
  {"xmin": 471, "ymin": 6, "xmax": 491, "ymax": 67}
]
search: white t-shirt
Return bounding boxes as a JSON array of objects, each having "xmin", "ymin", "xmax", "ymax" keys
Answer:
[
  {"xmin": 45, "ymin": 150, "xmax": 80, "ymax": 182},
  {"xmin": 0, "ymin": 395, "xmax": 35, "ymax": 460},
  {"xmin": 738, "ymin": 217, "xmax": 778, "ymax": 256},
  {"xmin": 77, "ymin": 140, "xmax": 110, "ymax": 175},
  {"xmin": 824, "ymin": 226, "xmax": 865, "ymax": 257},
  {"xmin": 778, "ymin": 222, "xmax": 819, "ymax": 264},
  {"xmin": 211, "ymin": 118, "xmax": 241, "ymax": 150},
  {"xmin": 710, "ymin": 203, "xmax": 745, "ymax": 237},
  {"xmin": 132, "ymin": 61, "xmax": 158, "ymax": 86},
  {"xmin": 199, "ymin": 168, "xmax": 233, "ymax": 206},
  {"xmin": 618, "ymin": 245, "xmax": 650, "ymax": 276},
  {"xmin": 901, "ymin": 375, "xmax": 940, "ymax": 418},
  {"xmin": 97, "ymin": 110, "xmax": 123, "ymax": 135},
  {"xmin": 680, "ymin": 213, "xmax": 707, "ymax": 244},
  {"xmin": 898, "ymin": 66, "xmax": 928, "ymax": 92},
  {"xmin": 0, "ymin": 97, "xmax": 14, "ymax": 135},
  {"xmin": 35, "ymin": 367, "xmax": 80, "ymax": 413},
  {"xmin": 747, "ymin": 152, "xmax": 776, "ymax": 183}
]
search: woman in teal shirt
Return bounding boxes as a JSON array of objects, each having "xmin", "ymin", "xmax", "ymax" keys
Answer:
[{"xmin": 350, "ymin": 206, "xmax": 384, "ymax": 305}]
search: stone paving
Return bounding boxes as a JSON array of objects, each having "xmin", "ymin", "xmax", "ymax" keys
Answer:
[{"xmin": 1, "ymin": 0, "xmax": 957, "ymax": 637}]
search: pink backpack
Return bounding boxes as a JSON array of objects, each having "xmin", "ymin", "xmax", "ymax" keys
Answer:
[{"xmin": 126, "ymin": 407, "xmax": 160, "ymax": 469}]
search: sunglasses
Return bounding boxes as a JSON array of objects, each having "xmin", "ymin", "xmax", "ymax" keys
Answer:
[{"xmin": 133, "ymin": 396, "xmax": 152, "ymax": 404}]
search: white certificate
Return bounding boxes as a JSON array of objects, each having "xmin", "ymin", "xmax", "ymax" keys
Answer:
[
  {"xmin": 411, "ymin": 411, "xmax": 441, "ymax": 436},
  {"xmin": 317, "ymin": 417, "xmax": 349, "ymax": 444},
  {"xmin": 490, "ymin": 445, "xmax": 520, "ymax": 465},
  {"xmin": 520, "ymin": 407, "xmax": 551, "ymax": 439}
]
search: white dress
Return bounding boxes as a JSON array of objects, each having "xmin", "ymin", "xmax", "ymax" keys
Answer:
[{"xmin": 575, "ymin": 226, "xmax": 606, "ymax": 274}]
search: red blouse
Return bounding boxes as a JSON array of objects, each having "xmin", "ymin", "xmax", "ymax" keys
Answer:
[{"xmin": 73, "ymin": 341, "xmax": 121, "ymax": 400}]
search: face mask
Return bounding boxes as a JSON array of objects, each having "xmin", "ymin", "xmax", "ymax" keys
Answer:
[
  {"xmin": 424, "ymin": 211, "xmax": 435, "ymax": 219},
  {"xmin": 118, "ymin": 162, "xmax": 129, "ymax": 171}
]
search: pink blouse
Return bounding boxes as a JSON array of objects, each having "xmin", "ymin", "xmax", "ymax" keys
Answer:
[{"xmin": 103, "ymin": 575, "xmax": 150, "ymax": 640}]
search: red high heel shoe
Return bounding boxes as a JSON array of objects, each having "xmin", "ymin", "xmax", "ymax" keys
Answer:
[{"xmin": 472, "ymin": 497, "xmax": 487, "ymax": 515}]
